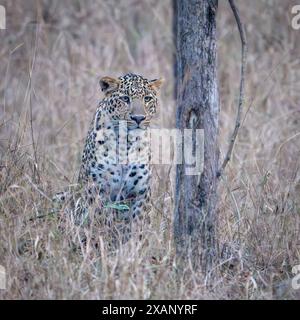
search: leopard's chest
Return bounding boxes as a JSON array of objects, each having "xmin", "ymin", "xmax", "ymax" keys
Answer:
[{"xmin": 90, "ymin": 127, "xmax": 151, "ymax": 201}]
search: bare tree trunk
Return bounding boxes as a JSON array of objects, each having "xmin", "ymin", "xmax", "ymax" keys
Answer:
[{"xmin": 173, "ymin": 0, "xmax": 219, "ymax": 276}]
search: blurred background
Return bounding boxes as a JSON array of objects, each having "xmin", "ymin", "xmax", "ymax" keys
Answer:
[{"xmin": 0, "ymin": 0, "xmax": 299, "ymax": 299}]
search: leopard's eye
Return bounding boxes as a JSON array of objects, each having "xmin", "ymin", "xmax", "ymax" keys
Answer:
[
  {"xmin": 144, "ymin": 96, "xmax": 153, "ymax": 103},
  {"xmin": 120, "ymin": 96, "xmax": 130, "ymax": 104}
]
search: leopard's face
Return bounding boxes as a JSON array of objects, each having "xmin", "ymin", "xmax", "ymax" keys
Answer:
[{"xmin": 99, "ymin": 73, "xmax": 163, "ymax": 130}]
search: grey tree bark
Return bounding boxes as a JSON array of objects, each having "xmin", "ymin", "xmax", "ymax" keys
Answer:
[{"xmin": 173, "ymin": 0, "xmax": 219, "ymax": 276}]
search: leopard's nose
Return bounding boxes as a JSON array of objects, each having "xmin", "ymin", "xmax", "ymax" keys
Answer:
[{"xmin": 130, "ymin": 115, "xmax": 146, "ymax": 125}]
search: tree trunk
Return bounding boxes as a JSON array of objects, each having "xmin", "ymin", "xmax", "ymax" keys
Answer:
[{"xmin": 173, "ymin": 0, "xmax": 219, "ymax": 276}]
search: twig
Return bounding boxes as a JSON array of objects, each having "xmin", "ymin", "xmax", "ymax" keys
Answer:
[
  {"xmin": 28, "ymin": 24, "xmax": 41, "ymax": 182},
  {"xmin": 217, "ymin": 0, "xmax": 247, "ymax": 178},
  {"xmin": 25, "ymin": 174, "xmax": 52, "ymax": 201},
  {"xmin": 28, "ymin": 210, "xmax": 59, "ymax": 222}
]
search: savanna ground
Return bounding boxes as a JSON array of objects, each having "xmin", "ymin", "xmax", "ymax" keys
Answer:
[{"xmin": 0, "ymin": 0, "xmax": 300, "ymax": 299}]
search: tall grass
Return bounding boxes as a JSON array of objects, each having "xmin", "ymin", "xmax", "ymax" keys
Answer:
[{"xmin": 0, "ymin": 0, "xmax": 299, "ymax": 299}]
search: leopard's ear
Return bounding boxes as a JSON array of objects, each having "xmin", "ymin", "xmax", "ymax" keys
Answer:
[
  {"xmin": 149, "ymin": 78, "xmax": 164, "ymax": 91},
  {"xmin": 99, "ymin": 76, "xmax": 120, "ymax": 94}
]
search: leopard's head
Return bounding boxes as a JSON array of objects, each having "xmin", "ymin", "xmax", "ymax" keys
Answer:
[{"xmin": 99, "ymin": 73, "xmax": 163, "ymax": 130}]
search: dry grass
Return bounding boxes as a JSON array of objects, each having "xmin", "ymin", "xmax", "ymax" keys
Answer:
[{"xmin": 0, "ymin": 0, "xmax": 300, "ymax": 299}]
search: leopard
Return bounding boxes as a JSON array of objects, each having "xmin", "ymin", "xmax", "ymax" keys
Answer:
[{"xmin": 54, "ymin": 73, "xmax": 163, "ymax": 230}]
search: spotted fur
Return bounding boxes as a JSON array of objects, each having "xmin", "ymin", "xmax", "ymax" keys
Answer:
[{"xmin": 56, "ymin": 73, "xmax": 163, "ymax": 226}]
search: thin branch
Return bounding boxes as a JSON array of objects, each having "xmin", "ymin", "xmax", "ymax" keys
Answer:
[
  {"xmin": 28, "ymin": 210, "xmax": 59, "ymax": 222},
  {"xmin": 28, "ymin": 24, "xmax": 41, "ymax": 183},
  {"xmin": 217, "ymin": 0, "xmax": 247, "ymax": 178}
]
